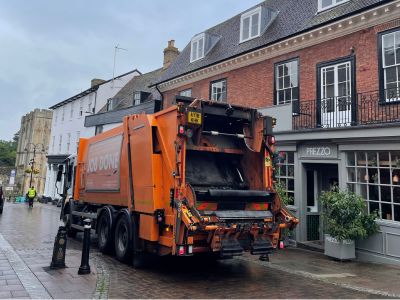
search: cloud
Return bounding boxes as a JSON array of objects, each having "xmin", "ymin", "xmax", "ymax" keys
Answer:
[{"xmin": 0, "ymin": 0, "xmax": 262, "ymax": 140}]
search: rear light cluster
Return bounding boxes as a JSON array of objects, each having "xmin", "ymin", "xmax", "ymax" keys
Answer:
[
  {"xmin": 279, "ymin": 241, "xmax": 285, "ymax": 249},
  {"xmin": 177, "ymin": 245, "xmax": 193, "ymax": 256},
  {"xmin": 178, "ymin": 125, "xmax": 185, "ymax": 135},
  {"xmin": 177, "ymin": 125, "xmax": 194, "ymax": 138}
]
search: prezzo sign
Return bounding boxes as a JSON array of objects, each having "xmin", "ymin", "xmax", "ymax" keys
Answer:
[
  {"xmin": 306, "ymin": 147, "xmax": 332, "ymax": 156},
  {"xmin": 299, "ymin": 144, "xmax": 338, "ymax": 159}
]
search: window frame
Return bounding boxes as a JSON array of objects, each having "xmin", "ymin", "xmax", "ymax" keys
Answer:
[
  {"xmin": 240, "ymin": 6, "xmax": 262, "ymax": 43},
  {"xmin": 79, "ymin": 99, "xmax": 83, "ymax": 117},
  {"xmin": 209, "ymin": 78, "xmax": 228, "ymax": 102},
  {"xmin": 378, "ymin": 27, "xmax": 400, "ymax": 103},
  {"xmin": 179, "ymin": 89, "xmax": 192, "ymax": 98},
  {"xmin": 190, "ymin": 33, "xmax": 205, "ymax": 63},
  {"xmin": 95, "ymin": 125, "xmax": 103, "ymax": 135},
  {"xmin": 274, "ymin": 57, "xmax": 300, "ymax": 106},
  {"xmin": 318, "ymin": 0, "xmax": 350, "ymax": 12},
  {"xmin": 346, "ymin": 151, "xmax": 400, "ymax": 223},
  {"xmin": 133, "ymin": 92, "xmax": 141, "ymax": 106},
  {"xmin": 106, "ymin": 98, "xmax": 117, "ymax": 111},
  {"xmin": 66, "ymin": 133, "xmax": 71, "ymax": 153},
  {"xmin": 276, "ymin": 151, "xmax": 295, "ymax": 206},
  {"xmin": 70, "ymin": 103, "xmax": 74, "ymax": 119},
  {"xmin": 58, "ymin": 135, "xmax": 62, "ymax": 153},
  {"xmin": 316, "ymin": 55, "xmax": 357, "ymax": 126},
  {"xmin": 61, "ymin": 106, "xmax": 65, "ymax": 122}
]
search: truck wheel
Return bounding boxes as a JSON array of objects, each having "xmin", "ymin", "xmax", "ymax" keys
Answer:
[
  {"xmin": 114, "ymin": 214, "xmax": 132, "ymax": 263},
  {"xmin": 98, "ymin": 211, "xmax": 114, "ymax": 254},
  {"xmin": 63, "ymin": 203, "xmax": 77, "ymax": 238}
]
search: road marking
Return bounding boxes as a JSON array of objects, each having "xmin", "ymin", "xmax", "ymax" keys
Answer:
[
  {"xmin": 237, "ymin": 256, "xmax": 400, "ymax": 298},
  {"xmin": 0, "ymin": 233, "xmax": 51, "ymax": 299}
]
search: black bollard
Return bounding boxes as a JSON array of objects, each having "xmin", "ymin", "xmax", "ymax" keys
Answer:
[
  {"xmin": 259, "ymin": 254, "xmax": 270, "ymax": 262},
  {"xmin": 50, "ymin": 226, "xmax": 67, "ymax": 269},
  {"xmin": 78, "ymin": 218, "xmax": 91, "ymax": 275}
]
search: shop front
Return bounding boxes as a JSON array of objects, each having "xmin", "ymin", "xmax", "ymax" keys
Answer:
[{"xmin": 276, "ymin": 132, "xmax": 400, "ymax": 265}]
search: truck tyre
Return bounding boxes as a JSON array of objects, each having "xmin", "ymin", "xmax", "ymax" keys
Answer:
[
  {"xmin": 64, "ymin": 202, "xmax": 78, "ymax": 238},
  {"xmin": 114, "ymin": 212, "xmax": 133, "ymax": 263},
  {"xmin": 98, "ymin": 208, "xmax": 114, "ymax": 254}
]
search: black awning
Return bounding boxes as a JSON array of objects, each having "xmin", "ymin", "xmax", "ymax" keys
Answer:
[{"xmin": 46, "ymin": 154, "xmax": 70, "ymax": 164}]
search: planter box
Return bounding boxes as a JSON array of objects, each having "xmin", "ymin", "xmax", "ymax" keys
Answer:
[{"xmin": 324, "ymin": 234, "xmax": 355, "ymax": 260}]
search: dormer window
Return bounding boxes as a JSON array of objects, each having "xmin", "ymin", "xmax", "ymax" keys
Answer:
[
  {"xmin": 190, "ymin": 32, "xmax": 221, "ymax": 63},
  {"xmin": 240, "ymin": 6, "xmax": 278, "ymax": 44},
  {"xmin": 133, "ymin": 91, "xmax": 151, "ymax": 105},
  {"xmin": 106, "ymin": 98, "xmax": 118, "ymax": 111},
  {"xmin": 240, "ymin": 6, "xmax": 261, "ymax": 43},
  {"xmin": 318, "ymin": 0, "xmax": 349, "ymax": 12},
  {"xmin": 190, "ymin": 33, "xmax": 205, "ymax": 63}
]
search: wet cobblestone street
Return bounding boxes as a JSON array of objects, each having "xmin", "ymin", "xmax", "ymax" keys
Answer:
[
  {"xmin": 0, "ymin": 202, "xmax": 392, "ymax": 298},
  {"xmin": 0, "ymin": 202, "xmax": 96, "ymax": 299}
]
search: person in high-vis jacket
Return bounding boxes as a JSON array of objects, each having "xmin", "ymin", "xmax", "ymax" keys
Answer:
[{"xmin": 26, "ymin": 187, "xmax": 36, "ymax": 208}]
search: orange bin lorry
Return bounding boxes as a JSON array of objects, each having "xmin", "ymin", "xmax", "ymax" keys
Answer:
[{"xmin": 59, "ymin": 98, "xmax": 298, "ymax": 264}]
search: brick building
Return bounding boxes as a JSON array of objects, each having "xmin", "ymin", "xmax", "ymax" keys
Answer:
[{"xmin": 155, "ymin": 0, "xmax": 400, "ymax": 264}]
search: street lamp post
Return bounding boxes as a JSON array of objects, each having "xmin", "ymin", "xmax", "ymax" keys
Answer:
[{"xmin": 24, "ymin": 143, "xmax": 46, "ymax": 190}]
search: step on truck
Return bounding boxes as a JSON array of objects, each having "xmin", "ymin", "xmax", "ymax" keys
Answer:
[{"xmin": 58, "ymin": 98, "xmax": 298, "ymax": 264}]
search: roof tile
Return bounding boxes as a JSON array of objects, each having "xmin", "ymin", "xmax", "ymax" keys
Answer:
[{"xmin": 159, "ymin": 0, "xmax": 390, "ymax": 84}]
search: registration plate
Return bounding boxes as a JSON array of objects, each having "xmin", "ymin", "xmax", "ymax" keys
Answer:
[{"xmin": 188, "ymin": 112, "xmax": 202, "ymax": 125}]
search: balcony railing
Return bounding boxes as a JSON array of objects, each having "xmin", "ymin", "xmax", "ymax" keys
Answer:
[{"xmin": 292, "ymin": 88, "xmax": 400, "ymax": 130}]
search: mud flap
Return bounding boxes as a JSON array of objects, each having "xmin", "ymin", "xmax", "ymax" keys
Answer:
[
  {"xmin": 251, "ymin": 236, "xmax": 273, "ymax": 255},
  {"xmin": 220, "ymin": 237, "xmax": 244, "ymax": 257}
]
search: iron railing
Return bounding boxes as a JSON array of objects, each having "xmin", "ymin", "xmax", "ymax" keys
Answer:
[{"xmin": 292, "ymin": 88, "xmax": 400, "ymax": 130}]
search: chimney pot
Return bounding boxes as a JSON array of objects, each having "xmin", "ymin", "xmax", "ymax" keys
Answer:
[
  {"xmin": 91, "ymin": 78, "xmax": 106, "ymax": 87},
  {"xmin": 163, "ymin": 40, "xmax": 179, "ymax": 70}
]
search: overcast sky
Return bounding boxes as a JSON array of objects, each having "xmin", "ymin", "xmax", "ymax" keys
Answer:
[{"xmin": 0, "ymin": 1, "xmax": 262, "ymax": 141}]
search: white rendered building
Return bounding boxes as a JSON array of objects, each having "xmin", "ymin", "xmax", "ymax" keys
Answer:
[{"xmin": 44, "ymin": 70, "xmax": 140, "ymax": 199}]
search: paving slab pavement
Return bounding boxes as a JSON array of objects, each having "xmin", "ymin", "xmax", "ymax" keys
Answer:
[
  {"xmin": 240, "ymin": 247, "xmax": 400, "ymax": 298},
  {"xmin": 0, "ymin": 202, "xmax": 98, "ymax": 299},
  {"xmin": 0, "ymin": 251, "xmax": 29, "ymax": 299}
]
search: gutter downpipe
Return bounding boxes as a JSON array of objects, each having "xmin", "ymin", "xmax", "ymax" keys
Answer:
[
  {"xmin": 94, "ymin": 90, "xmax": 98, "ymax": 114},
  {"xmin": 155, "ymin": 84, "xmax": 164, "ymax": 110}
]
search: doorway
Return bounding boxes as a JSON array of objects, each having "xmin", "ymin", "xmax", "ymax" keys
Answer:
[{"xmin": 305, "ymin": 163, "xmax": 339, "ymax": 242}]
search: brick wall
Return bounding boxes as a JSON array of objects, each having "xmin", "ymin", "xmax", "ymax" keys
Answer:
[{"xmin": 163, "ymin": 21, "xmax": 399, "ymax": 110}]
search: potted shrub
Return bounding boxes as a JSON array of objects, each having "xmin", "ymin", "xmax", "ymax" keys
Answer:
[
  {"xmin": 274, "ymin": 181, "xmax": 295, "ymax": 246},
  {"xmin": 319, "ymin": 188, "xmax": 378, "ymax": 260}
]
